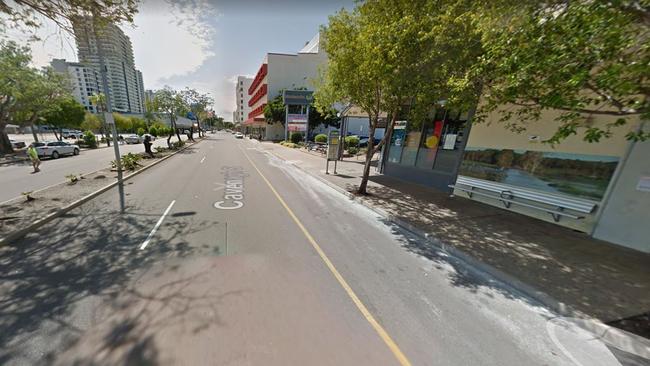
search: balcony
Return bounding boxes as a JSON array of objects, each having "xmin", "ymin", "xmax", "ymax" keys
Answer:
[
  {"xmin": 248, "ymin": 84, "xmax": 267, "ymax": 107},
  {"xmin": 248, "ymin": 63, "xmax": 267, "ymax": 95},
  {"xmin": 248, "ymin": 103, "xmax": 267, "ymax": 119}
]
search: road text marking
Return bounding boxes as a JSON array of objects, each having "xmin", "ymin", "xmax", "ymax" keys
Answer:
[
  {"xmin": 239, "ymin": 147, "xmax": 412, "ymax": 366},
  {"xmin": 200, "ymin": 156, "xmax": 206, "ymax": 164},
  {"xmin": 214, "ymin": 166, "xmax": 246, "ymax": 210},
  {"xmin": 140, "ymin": 200, "xmax": 176, "ymax": 250}
]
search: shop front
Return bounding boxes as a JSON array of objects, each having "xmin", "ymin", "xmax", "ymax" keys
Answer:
[{"xmin": 382, "ymin": 108, "xmax": 473, "ymax": 191}]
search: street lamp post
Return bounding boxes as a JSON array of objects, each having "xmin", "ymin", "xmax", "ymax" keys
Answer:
[{"xmin": 93, "ymin": 16, "xmax": 125, "ymax": 213}]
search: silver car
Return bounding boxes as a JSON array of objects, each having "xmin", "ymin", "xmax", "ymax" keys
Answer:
[
  {"xmin": 124, "ymin": 134, "xmax": 143, "ymax": 144},
  {"xmin": 34, "ymin": 141, "xmax": 80, "ymax": 159}
]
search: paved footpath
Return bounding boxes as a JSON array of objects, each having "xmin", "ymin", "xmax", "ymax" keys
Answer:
[{"xmin": 0, "ymin": 133, "xmax": 628, "ymax": 365}]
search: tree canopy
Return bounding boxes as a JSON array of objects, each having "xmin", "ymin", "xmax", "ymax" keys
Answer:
[
  {"xmin": 42, "ymin": 97, "xmax": 85, "ymax": 140},
  {"xmin": 473, "ymin": 0, "xmax": 650, "ymax": 143},
  {"xmin": 0, "ymin": 0, "xmax": 138, "ymax": 36}
]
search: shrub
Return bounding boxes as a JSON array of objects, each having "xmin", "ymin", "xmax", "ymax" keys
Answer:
[
  {"xmin": 148, "ymin": 126, "xmax": 158, "ymax": 137},
  {"xmin": 290, "ymin": 132, "xmax": 302, "ymax": 144},
  {"xmin": 136, "ymin": 127, "xmax": 146, "ymax": 136},
  {"xmin": 172, "ymin": 140, "xmax": 186, "ymax": 149},
  {"xmin": 154, "ymin": 146, "xmax": 167, "ymax": 153},
  {"xmin": 345, "ymin": 135, "xmax": 360, "ymax": 148},
  {"xmin": 314, "ymin": 134, "xmax": 327, "ymax": 143},
  {"xmin": 111, "ymin": 153, "xmax": 142, "ymax": 171},
  {"xmin": 347, "ymin": 146, "xmax": 359, "ymax": 155},
  {"xmin": 83, "ymin": 131, "xmax": 97, "ymax": 148}
]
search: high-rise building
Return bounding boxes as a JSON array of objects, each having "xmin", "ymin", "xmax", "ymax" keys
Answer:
[
  {"xmin": 234, "ymin": 76, "xmax": 253, "ymax": 124},
  {"xmin": 50, "ymin": 59, "xmax": 101, "ymax": 113},
  {"xmin": 72, "ymin": 18, "xmax": 145, "ymax": 114}
]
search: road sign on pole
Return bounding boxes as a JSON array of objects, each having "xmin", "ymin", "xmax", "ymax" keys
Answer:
[{"xmin": 326, "ymin": 130, "xmax": 340, "ymax": 175}]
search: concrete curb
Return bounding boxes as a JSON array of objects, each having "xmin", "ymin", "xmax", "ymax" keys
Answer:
[
  {"xmin": 268, "ymin": 144, "xmax": 586, "ymax": 320},
  {"xmin": 0, "ymin": 139, "xmax": 203, "ymax": 246}
]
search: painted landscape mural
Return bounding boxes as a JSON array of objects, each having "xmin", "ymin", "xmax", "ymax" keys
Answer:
[{"xmin": 459, "ymin": 147, "xmax": 619, "ymax": 200}]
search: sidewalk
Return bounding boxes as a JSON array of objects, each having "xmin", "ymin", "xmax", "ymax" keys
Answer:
[{"xmin": 258, "ymin": 141, "xmax": 650, "ymax": 326}]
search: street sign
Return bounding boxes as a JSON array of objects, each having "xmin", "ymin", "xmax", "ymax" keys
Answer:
[
  {"xmin": 326, "ymin": 130, "xmax": 340, "ymax": 174},
  {"xmin": 287, "ymin": 114, "xmax": 308, "ymax": 132},
  {"xmin": 283, "ymin": 90, "xmax": 313, "ymax": 105},
  {"xmin": 104, "ymin": 112, "xmax": 115, "ymax": 125}
]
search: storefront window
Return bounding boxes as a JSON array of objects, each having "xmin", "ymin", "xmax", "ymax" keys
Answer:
[
  {"xmin": 415, "ymin": 110, "xmax": 445, "ymax": 169},
  {"xmin": 388, "ymin": 121, "xmax": 406, "ymax": 163},
  {"xmin": 400, "ymin": 127, "xmax": 421, "ymax": 166}
]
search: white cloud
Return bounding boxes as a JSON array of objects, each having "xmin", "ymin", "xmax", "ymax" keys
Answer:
[{"xmin": 123, "ymin": 0, "xmax": 217, "ymax": 89}]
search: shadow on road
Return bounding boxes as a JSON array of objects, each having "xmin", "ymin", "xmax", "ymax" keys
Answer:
[
  {"xmin": 0, "ymin": 197, "xmax": 225, "ymax": 364},
  {"xmin": 336, "ymin": 174, "xmax": 650, "ymax": 325}
]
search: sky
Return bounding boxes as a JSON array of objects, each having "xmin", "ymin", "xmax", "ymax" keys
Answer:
[{"xmin": 8, "ymin": 0, "xmax": 353, "ymax": 120}]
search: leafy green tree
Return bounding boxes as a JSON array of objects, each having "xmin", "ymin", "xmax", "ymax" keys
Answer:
[
  {"xmin": 81, "ymin": 112, "xmax": 101, "ymax": 132},
  {"xmin": 136, "ymin": 127, "xmax": 145, "ymax": 136},
  {"xmin": 316, "ymin": 0, "xmax": 468, "ymax": 193},
  {"xmin": 0, "ymin": 0, "xmax": 138, "ymax": 37},
  {"xmin": 89, "ymin": 93, "xmax": 111, "ymax": 146},
  {"xmin": 0, "ymin": 41, "xmax": 34, "ymax": 153},
  {"xmin": 181, "ymin": 87, "xmax": 213, "ymax": 138},
  {"xmin": 263, "ymin": 93, "xmax": 286, "ymax": 124},
  {"xmin": 473, "ymin": 0, "xmax": 650, "ymax": 143},
  {"xmin": 13, "ymin": 67, "xmax": 72, "ymax": 142},
  {"xmin": 113, "ymin": 112, "xmax": 130, "ymax": 133},
  {"xmin": 42, "ymin": 97, "xmax": 85, "ymax": 140},
  {"xmin": 152, "ymin": 86, "xmax": 188, "ymax": 148}
]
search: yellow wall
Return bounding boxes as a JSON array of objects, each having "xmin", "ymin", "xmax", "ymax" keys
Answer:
[{"xmin": 467, "ymin": 108, "xmax": 639, "ymax": 157}]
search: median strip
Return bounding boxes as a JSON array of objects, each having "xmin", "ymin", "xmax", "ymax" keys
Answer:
[{"xmin": 0, "ymin": 138, "xmax": 203, "ymax": 246}]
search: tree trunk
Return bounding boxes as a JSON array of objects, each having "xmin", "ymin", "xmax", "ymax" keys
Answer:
[
  {"xmin": 167, "ymin": 131, "xmax": 173, "ymax": 148},
  {"xmin": 0, "ymin": 130, "xmax": 14, "ymax": 154},
  {"xmin": 358, "ymin": 118, "xmax": 377, "ymax": 195},
  {"xmin": 189, "ymin": 125, "xmax": 195, "ymax": 141},
  {"xmin": 30, "ymin": 123, "xmax": 39, "ymax": 143},
  {"xmin": 54, "ymin": 128, "xmax": 62, "ymax": 141}
]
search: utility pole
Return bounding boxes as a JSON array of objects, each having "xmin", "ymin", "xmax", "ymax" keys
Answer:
[{"xmin": 92, "ymin": 16, "xmax": 125, "ymax": 213}]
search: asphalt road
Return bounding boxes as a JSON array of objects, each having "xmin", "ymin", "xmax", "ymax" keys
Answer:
[
  {"xmin": 0, "ymin": 133, "xmax": 612, "ymax": 365},
  {"xmin": 0, "ymin": 136, "xmax": 186, "ymax": 203}
]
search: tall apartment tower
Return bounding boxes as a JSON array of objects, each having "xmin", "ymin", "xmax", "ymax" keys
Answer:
[
  {"xmin": 50, "ymin": 59, "xmax": 101, "ymax": 113},
  {"xmin": 72, "ymin": 18, "xmax": 145, "ymax": 114},
  {"xmin": 234, "ymin": 76, "xmax": 253, "ymax": 124}
]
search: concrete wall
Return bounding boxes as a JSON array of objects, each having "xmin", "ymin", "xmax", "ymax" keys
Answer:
[
  {"xmin": 467, "ymin": 109, "xmax": 633, "ymax": 156},
  {"xmin": 460, "ymin": 109, "xmax": 642, "ymax": 233},
  {"xmin": 266, "ymin": 51, "xmax": 327, "ymax": 101},
  {"xmin": 593, "ymin": 135, "xmax": 650, "ymax": 253}
]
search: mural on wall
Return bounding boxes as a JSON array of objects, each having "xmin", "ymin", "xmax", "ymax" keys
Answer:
[{"xmin": 459, "ymin": 147, "xmax": 619, "ymax": 200}]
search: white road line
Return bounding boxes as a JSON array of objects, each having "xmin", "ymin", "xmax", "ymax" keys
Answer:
[
  {"xmin": 140, "ymin": 200, "xmax": 176, "ymax": 250},
  {"xmin": 200, "ymin": 156, "xmax": 206, "ymax": 164}
]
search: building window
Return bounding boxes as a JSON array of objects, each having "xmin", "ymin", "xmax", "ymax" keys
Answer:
[{"xmin": 415, "ymin": 110, "xmax": 445, "ymax": 169}]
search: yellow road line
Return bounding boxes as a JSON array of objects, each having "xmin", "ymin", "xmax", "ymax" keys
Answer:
[{"xmin": 240, "ymin": 146, "xmax": 412, "ymax": 366}]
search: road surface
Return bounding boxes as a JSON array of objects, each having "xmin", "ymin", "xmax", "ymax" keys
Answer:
[
  {"xmin": 0, "ymin": 132, "xmax": 608, "ymax": 365},
  {"xmin": 0, "ymin": 136, "xmax": 187, "ymax": 203}
]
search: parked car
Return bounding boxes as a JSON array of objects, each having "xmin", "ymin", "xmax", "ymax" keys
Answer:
[
  {"xmin": 142, "ymin": 133, "xmax": 155, "ymax": 141},
  {"xmin": 34, "ymin": 141, "xmax": 80, "ymax": 159},
  {"xmin": 9, "ymin": 139, "xmax": 26, "ymax": 149},
  {"xmin": 234, "ymin": 132, "xmax": 244, "ymax": 139},
  {"xmin": 124, "ymin": 134, "xmax": 143, "ymax": 144},
  {"xmin": 62, "ymin": 129, "xmax": 84, "ymax": 139}
]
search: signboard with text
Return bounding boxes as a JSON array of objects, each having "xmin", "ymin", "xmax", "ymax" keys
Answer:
[
  {"xmin": 283, "ymin": 90, "xmax": 313, "ymax": 106},
  {"xmin": 287, "ymin": 114, "xmax": 308, "ymax": 132},
  {"xmin": 327, "ymin": 130, "xmax": 340, "ymax": 160}
]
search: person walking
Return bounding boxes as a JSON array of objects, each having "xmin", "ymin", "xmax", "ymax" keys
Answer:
[
  {"xmin": 143, "ymin": 135, "xmax": 154, "ymax": 157},
  {"xmin": 27, "ymin": 144, "xmax": 40, "ymax": 173}
]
